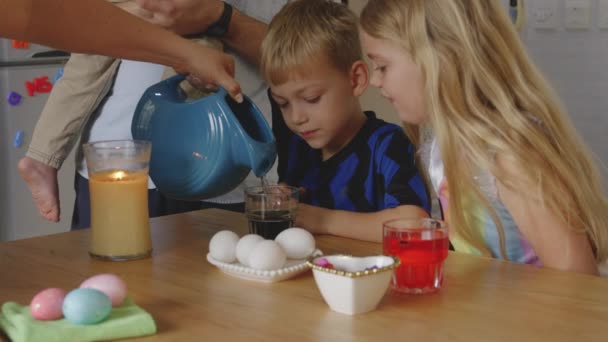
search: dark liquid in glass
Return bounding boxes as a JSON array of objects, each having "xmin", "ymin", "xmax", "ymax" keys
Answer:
[{"xmin": 247, "ymin": 209, "xmax": 292, "ymax": 239}]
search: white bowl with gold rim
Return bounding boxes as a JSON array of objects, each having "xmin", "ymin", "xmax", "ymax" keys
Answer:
[{"xmin": 306, "ymin": 255, "xmax": 400, "ymax": 315}]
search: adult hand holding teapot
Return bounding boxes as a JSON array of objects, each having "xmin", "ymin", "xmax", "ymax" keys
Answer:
[{"xmin": 172, "ymin": 42, "xmax": 243, "ymax": 103}]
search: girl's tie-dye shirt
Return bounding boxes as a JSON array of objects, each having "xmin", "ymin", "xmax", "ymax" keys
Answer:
[{"xmin": 422, "ymin": 137, "xmax": 541, "ymax": 266}]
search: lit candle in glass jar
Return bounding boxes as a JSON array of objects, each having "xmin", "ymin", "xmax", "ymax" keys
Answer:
[
  {"xmin": 84, "ymin": 140, "xmax": 152, "ymax": 261},
  {"xmin": 89, "ymin": 169, "xmax": 151, "ymax": 260}
]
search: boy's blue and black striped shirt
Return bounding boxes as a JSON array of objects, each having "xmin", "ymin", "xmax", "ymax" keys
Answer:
[{"xmin": 273, "ymin": 110, "xmax": 430, "ymax": 213}]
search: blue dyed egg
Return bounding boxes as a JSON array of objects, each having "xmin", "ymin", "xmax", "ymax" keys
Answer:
[{"xmin": 62, "ymin": 288, "xmax": 112, "ymax": 325}]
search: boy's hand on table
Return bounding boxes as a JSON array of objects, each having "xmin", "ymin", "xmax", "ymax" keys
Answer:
[
  {"xmin": 295, "ymin": 204, "xmax": 329, "ymax": 235},
  {"xmin": 278, "ymin": 182, "xmax": 307, "ymax": 199},
  {"xmin": 296, "ymin": 204, "xmax": 429, "ymax": 243}
]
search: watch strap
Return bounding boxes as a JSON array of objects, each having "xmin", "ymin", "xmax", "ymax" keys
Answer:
[{"xmin": 203, "ymin": 2, "xmax": 233, "ymax": 38}]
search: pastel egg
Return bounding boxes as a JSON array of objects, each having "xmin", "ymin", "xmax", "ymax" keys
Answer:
[
  {"xmin": 209, "ymin": 230, "xmax": 240, "ymax": 263},
  {"xmin": 80, "ymin": 273, "xmax": 127, "ymax": 307},
  {"xmin": 248, "ymin": 240, "xmax": 287, "ymax": 270},
  {"xmin": 235, "ymin": 234, "xmax": 264, "ymax": 266},
  {"xmin": 63, "ymin": 288, "xmax": 112, "ymax": 325},
  {"xmin": 30, "ymin": 288, "xmax": 67, "ymax": 321},
  {"xmin": 275, "ymin": 227, "xmax": 316, "ymax": 259}
]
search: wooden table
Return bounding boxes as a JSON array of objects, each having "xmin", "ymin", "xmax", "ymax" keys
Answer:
[{"xmin": 1, "ymin": 209, "xmax": 607, "ymax": 341}]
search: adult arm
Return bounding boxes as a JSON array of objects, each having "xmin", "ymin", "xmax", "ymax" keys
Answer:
[
  {"xmin": 0, "ymin": 0, "xmax": 242, "ymax": 101},
  {"xmin": 137, "ymin": 0, "xmax": 267, "ymax": 66}
]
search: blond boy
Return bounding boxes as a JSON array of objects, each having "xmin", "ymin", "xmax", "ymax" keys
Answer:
[{"xmin": 261, "ymin": 0, "xmax": 430, "ymax": 242}]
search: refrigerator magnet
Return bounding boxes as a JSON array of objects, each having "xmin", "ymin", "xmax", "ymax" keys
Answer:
[
  {"xmin": 7, "ymin": 91, "xmax": 22, "ymax": 106},
  {"xmin": 11, "ymin": 40, "xmax": 29, "ymax": 49},
  {"xmin": 25, "ymin": 76, "xmax": 53, "ymax": 96},
  {"xmin": 13, "ymin": 130, "xmax": 24, "ymax": 148},
  {"xmin": 52, "ymin": 68, "xmax": 64, "ymax": 84}
]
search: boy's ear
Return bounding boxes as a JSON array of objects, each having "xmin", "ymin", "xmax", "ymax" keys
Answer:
[{"xmin": 349, "ymin": 60, "xmax": 369, "ymax": 97}]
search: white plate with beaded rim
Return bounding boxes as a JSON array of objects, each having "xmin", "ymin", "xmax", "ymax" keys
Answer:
[{"xmin": 206, "ymin": 249, "xmax": 323, "ymax": 283}]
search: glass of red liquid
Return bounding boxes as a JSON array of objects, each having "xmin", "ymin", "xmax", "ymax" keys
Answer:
[{"xmin": 383, "ymin": 218, "xmax": 449, "ymax": 294}]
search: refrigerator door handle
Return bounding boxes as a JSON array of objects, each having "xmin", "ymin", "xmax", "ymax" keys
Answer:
[{"xmin": 0, "ymin": 50, "xmax": 70, "ymax": 67}]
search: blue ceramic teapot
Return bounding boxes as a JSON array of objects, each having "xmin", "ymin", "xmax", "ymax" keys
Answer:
[{"xmin": 131, "ymin": 74, "xmax": 276, "ymax": 200}]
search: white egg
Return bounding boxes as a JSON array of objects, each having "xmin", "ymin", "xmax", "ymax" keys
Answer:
[
  {"xmin": 235, "ymin": 234, "xmax": 264, "ymax": 266},
  {"xmin": 248, "ymin": 240, "xmax": 287, "ymax": 270},
  {"xmin": 209, "ymin": 230, "xmax": 239, "ymax": 263},
  {"xmin": 275, "ymin": 227, "xmax": 316, "ymax": 259}
]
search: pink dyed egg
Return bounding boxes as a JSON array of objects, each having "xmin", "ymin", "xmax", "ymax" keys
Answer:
[
  {"xmin": 79, "ymin": 274, "xmax": 127, "ymax": 307},
  {"xmin": 30, "ymin": 288, "xmax": 67, "ymax": 320}
]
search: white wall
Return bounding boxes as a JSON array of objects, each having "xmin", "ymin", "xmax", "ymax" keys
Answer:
[{"xmin": 522, "ymin": 0, "xmax": 608, "ymax": 183}]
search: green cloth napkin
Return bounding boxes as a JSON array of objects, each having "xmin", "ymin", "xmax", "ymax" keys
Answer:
[{"xmin": 0, "ymin": 298, "xmax": 156, "ymax": 342}]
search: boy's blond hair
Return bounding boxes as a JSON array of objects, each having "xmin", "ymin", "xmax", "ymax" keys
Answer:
[{"xmin": 261, "ymin": 0, "xmax": 361, "ymax": 84}]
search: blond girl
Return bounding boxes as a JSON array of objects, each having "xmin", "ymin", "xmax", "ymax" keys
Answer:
[{"xmin": 360, "ymin": 0, "xmax": 608, "ymax": 275}]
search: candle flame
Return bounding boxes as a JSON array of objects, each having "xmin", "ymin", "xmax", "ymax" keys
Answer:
[{"xmin": 111, "ymin": 170, "xmax": 127, "ymax": 180}]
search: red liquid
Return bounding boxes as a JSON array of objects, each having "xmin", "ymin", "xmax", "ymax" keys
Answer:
[{"xmin": 383, "ymin": 230, "xmax": 449, "ymax": 293}]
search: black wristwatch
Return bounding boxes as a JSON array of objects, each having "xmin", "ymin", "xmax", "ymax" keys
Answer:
[{"xmin": 204, "ymin": 2, "xmax": 233, "ymax": 38}]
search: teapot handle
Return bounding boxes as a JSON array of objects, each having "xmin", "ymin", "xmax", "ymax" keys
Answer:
[
  {"xmin": 164, "ymin": 74, "xmax": 228, "ymax": 104},
  {"xmin": 164, "ymin": 74, "xmax": 187, "ymax": 94}
]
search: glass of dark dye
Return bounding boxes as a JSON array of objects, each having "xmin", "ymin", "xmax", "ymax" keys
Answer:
[{"xmin": 244, "ymin": 185, "xmax": 299, "ymax": 239}]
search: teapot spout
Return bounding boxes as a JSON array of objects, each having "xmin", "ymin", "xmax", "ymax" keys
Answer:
[
  {"xmin": 224, "ymin": 92, "xmax": 277, "ymax": 177},
  {"xmin": 247, "ymin": 141, "xmax": 276, "ymax": 177}
]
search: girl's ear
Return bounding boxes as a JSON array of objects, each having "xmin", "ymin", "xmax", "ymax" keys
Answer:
[{"xmin": 349, "ymin": 60, "xmax": 369, "ymax": 97}]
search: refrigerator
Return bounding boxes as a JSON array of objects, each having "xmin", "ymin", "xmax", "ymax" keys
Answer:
[{"xmin": 0, "ymin": 38, "xmax": 75, "ymax": 241}]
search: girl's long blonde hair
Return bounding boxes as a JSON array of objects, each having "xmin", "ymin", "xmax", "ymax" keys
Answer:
[{"xmin": 361, "ymin": 0, "xmax": 608, "ymax": 261}]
